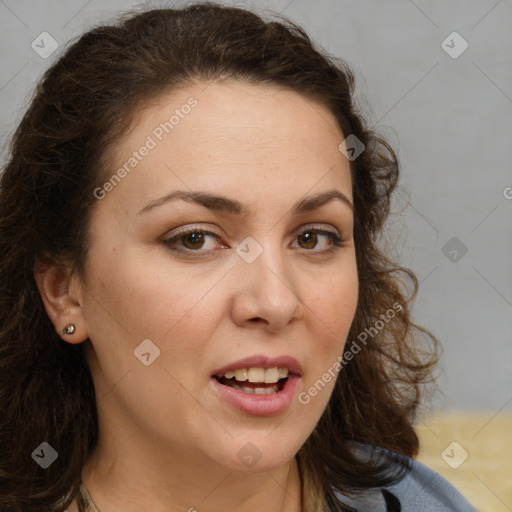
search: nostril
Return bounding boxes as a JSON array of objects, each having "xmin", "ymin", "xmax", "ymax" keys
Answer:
[{"xmin": 250, "ymin": 317, "xmax": 269, "ymax": 325}]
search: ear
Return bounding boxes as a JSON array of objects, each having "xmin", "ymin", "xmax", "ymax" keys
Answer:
[{"xmin": 34, "ymin": 259, "xmax": 89, "ymax": 344}]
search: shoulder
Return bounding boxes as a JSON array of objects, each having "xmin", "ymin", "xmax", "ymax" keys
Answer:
[{"xmin": 332, "ymin": 445, "xmax": 477, "ymax": 511}]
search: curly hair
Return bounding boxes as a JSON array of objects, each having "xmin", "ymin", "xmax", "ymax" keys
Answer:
[{"xmin": 0, "ymin": 3, "xmax": 439, "ymax": 511}]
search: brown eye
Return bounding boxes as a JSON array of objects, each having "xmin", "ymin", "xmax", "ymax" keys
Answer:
[
  {"xmin": 181, "ymin": 232, "xmax": 206, "ymax": 250},
  {"xmin": 293, "ymin": 228, "xmax": 344, "ymax": 252},
  {"xmin": 298, "ymin": 231, "xmax": 318, "ymax": 250},
  {"xmin": 163, "ymin": 229, "xmax": 223, "ymax": 253}
]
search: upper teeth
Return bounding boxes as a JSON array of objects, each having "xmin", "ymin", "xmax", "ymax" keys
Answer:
[{"xmin": 223, "ymin": 367, "xmax": 289, "ymax": 383}]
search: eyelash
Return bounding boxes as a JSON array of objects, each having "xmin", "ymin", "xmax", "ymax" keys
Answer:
[{"xmin": 162, "ymin": 225, "xmax": 346, "ymax": 256}]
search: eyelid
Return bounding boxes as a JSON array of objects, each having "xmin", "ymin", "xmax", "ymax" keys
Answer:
[
  {"xmin": 297, "ymin": 223, "xmax": 341, "ymax": 236},
  {"xmin": 166, "ymin": 223, "xmax": 220, "ymax": 238}
]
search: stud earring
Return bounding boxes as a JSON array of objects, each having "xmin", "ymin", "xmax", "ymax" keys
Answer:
[{"xmin": 60, "ymin": 324, "xmax": 75, "ymax": 336}]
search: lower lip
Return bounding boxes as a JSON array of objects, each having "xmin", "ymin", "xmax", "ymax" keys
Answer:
[{"xmin": 209, "ymin": 374, "xmax": 301, "ymax": 417}]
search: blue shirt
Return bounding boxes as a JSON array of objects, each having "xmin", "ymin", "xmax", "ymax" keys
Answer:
[{"xmin": 333, "ymin": 451, "xmax": 477, "ymax": 511}]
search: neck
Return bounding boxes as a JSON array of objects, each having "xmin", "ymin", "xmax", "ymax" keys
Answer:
[{"xmin": 79, "ymin": 441, "xmax": 303, "ymax": 512}]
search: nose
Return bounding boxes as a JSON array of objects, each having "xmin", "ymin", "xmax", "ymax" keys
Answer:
[{"xmin": 230, "ymin": 238, "xmax": 304, "ymax": 332}]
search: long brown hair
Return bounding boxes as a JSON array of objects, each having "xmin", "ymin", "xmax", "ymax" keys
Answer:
[{"xmin": 0, "ymin": 3, "xmax": 439, "ymax": 511}]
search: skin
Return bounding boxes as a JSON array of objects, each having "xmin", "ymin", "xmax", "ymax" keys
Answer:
[{"xmin": 36, "ymin": 80, "xmax": 358, "ymax": 512}]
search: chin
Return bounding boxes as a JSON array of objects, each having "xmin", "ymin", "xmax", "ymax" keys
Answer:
[{"xmin": 219, "ymin": 438, "xmax": 300, "ymax": 474}]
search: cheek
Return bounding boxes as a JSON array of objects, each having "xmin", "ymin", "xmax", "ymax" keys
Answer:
[
  {"xmin": 85, "ymin": 246, "xmax": 211, "ymax": 338},
  {"xmin": 298, "ymin": 264, "xmax": 358, "ymax": 400},
  {"xmin": 81, "ymin": 248, "xmax": 214, "ymax": 402},
  {"xmin": 305, "ymin": 268, "xmax": 358, "ymax": 341},
  {"xmin": 83, "ymin": 249, "xmax": 223, "ymax": 394},
  {"xmin": 298, "ymin": 279, "xmax": 357, "ymax": 413}
]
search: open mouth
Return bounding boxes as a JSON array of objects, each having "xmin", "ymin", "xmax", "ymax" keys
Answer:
[
  {"xmin": 214, "ymin": 367, "xmax": 290, "ymax": 395},
  {"xmin": 210, "ymin": 362, "xmax": 301, "ymax": 416},
  {"xmin": 215, "ymin": 375, "xmax": 288, "ymax": 394}
]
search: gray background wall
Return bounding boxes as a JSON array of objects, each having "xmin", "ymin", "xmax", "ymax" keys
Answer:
[{"xmin": 1, "ymin": 0, "xmax": 511, "ymax": 415}]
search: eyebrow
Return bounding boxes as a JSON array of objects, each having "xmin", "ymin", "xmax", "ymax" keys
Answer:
[{"xmin": 138, "ymin": 188, "xmax": 353, "ymax": 216}]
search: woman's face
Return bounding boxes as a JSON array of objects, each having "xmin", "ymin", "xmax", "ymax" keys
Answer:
[{"xmin": 75, "ymin": 80, "xmax": 358, "ymax": 473}]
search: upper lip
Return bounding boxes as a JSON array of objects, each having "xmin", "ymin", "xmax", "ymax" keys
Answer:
[{"xmin": 212, "ymin": 354, "xmax": 303, "ymax": 377}]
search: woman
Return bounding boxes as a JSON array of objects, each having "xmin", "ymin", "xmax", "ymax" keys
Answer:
[{"xmin": 0, "ymin": 3, "xmax": 477, "ymax": 511}]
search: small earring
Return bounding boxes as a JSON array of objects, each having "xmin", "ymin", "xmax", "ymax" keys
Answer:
[{"xmin": 60, "ymin": 324, "xmax": 75, "ymax": 336}]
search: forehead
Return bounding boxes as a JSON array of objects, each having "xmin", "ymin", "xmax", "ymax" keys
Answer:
[
  {"xmin": 116, "ymin": 80, "xmax": 346, "ymax": 157},
  {"xmin": 100, "ymin": 80, "xmax": 353, "ymax": 216}
]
